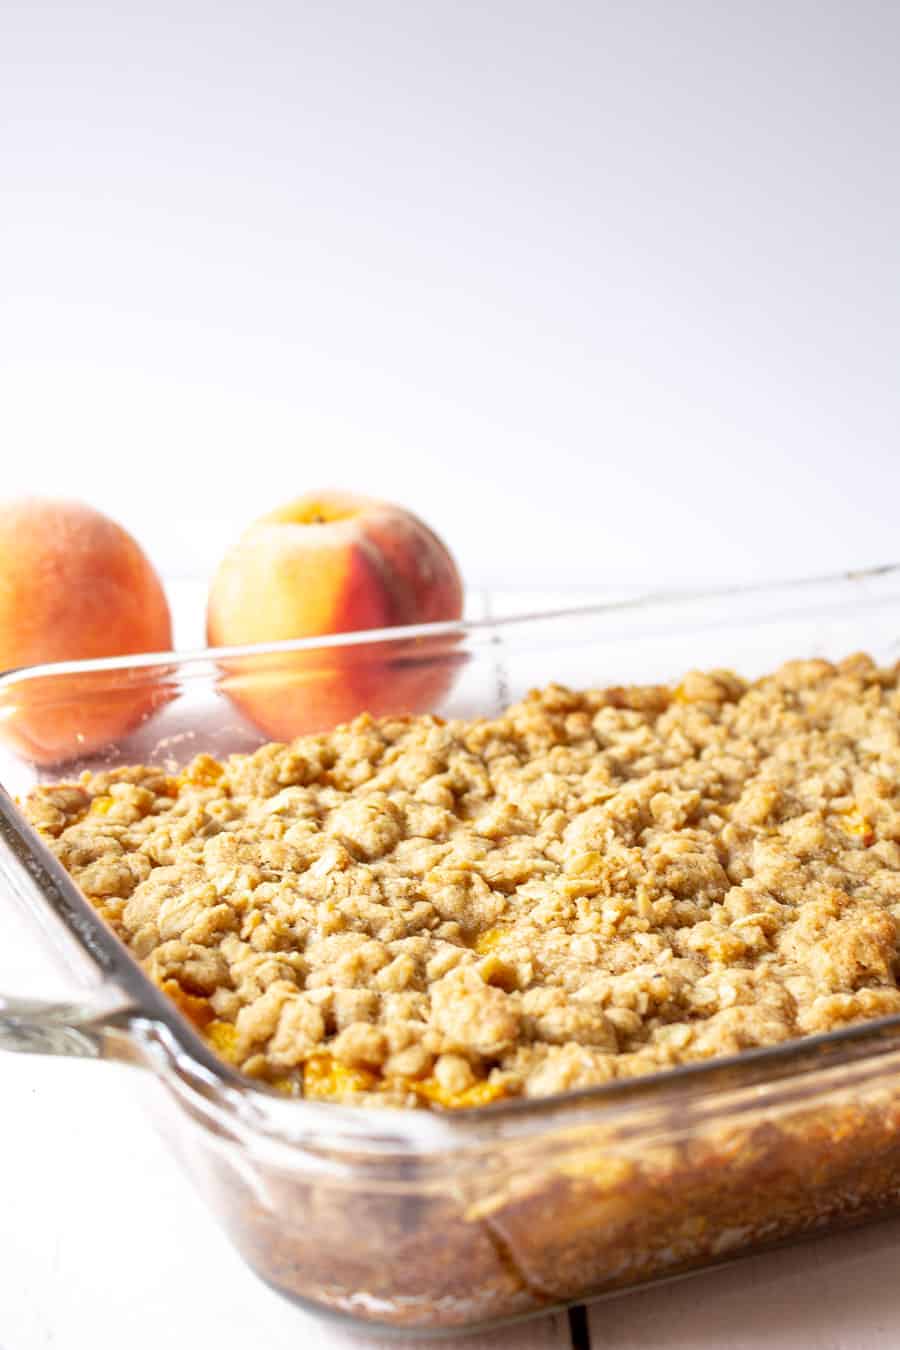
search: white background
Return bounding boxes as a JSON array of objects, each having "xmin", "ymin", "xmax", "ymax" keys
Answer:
[
  {"xmin": 3, "ymin": 4, "xmax": 900, "ymax": 1348},
  {"xmin": 2, "ymin": 1, "xmax": 899, "ymax": 589}
]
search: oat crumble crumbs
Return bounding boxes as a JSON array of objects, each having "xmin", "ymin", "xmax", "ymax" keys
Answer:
[{"xmin": 24, "ymin": 654, "xmax": 900, "ymax": 1107}]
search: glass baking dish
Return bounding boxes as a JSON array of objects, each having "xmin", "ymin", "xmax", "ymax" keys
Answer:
[{"xmin": 4, "ymin": 565, "xmax": 900, "ymax": 1338}]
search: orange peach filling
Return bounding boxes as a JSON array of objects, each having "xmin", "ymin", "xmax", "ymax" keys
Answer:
[
  {"xmin": 303, "ymin": 1055, "xmax": 377, "ymax": 1100},
  {"xmin": 300, "ymin": 1054, "xmax": 506, "ymax": 1108},
  {"xmin": 412, "ymin": 1077, "xmax": 506, "ymax": 1109},
  {"xmin": 160, "ymin": 980, "xmax": 215, "ymax": 1029},
  {"xmin": 840, "ymin": 806, "xmax": 875, "ymax": 847},
  {"xmin": 176, "ymin": 755, "xmax": 225, "ymax": 790}
]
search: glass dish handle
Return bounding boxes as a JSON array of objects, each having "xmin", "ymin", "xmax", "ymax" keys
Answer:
[{"xmin": 0, "ymin": 987, "xmax": 141, "ymax": 1063}]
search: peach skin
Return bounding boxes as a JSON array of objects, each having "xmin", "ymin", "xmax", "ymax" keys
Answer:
[
  {"xmin": 207, "ymin": 493, "xmax": 464, "ymax": 739},
  {"xmin": 0, "ymin": 498, "xmax": 173, "ymax": 764}
]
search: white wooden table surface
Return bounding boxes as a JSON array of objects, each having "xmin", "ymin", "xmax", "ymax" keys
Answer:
[{"xmin": 4, "ymin": 586, "xmax": 900, "ymax": 1350}]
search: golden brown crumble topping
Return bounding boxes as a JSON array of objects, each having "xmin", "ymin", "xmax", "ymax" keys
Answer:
[{"xmin": 24, "ymin": 653, "xmax": 900, "ymax": 1107}]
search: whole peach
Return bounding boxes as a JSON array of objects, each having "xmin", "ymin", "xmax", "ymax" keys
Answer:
[
  {"xmin": 0, "ymin": 499, "xmax": 173, "ymax": 764},
  {"xmin": 207, "ymin": 493, "xmax": 464, "ymax": 739}
]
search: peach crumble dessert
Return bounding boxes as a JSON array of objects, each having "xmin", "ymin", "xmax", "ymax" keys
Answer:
[{"xmin": 23, "ymin": 653, "xmax": 900, "ymax": 1108}]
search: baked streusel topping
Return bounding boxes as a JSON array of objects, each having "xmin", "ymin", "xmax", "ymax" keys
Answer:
[{"xmin": 24, "ymin": 653, "xmax": 900, "ymax": 1106}]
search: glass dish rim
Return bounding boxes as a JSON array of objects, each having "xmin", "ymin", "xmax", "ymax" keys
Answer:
[
  {"xmin": 3, "ymin": 558, "xmax": 900, "ymax": 1152},
  {"xmin": 1, "ymin": 560, "xmax": 896, "ymax": 689}
]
